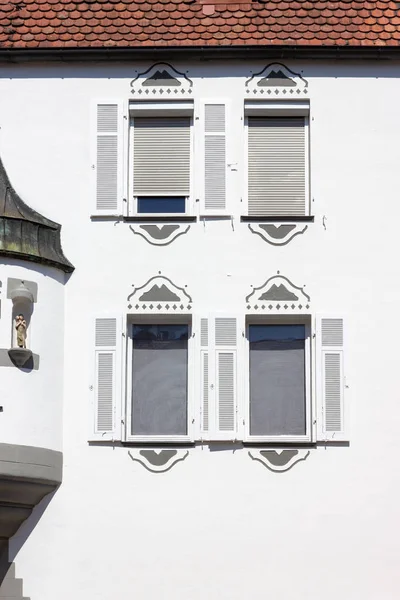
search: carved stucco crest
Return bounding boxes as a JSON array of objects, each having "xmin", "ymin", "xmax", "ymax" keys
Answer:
[
  {"xmin": 245, "ymin": 63, "xmax": 308, "ymax": 97},
  {"xmin": 127, "ymin": 274, "xmax": 192, "ymax": 312},
  {"xmin": 130, "ymin": 63, "xmax": 193, "ymax": 97},
  {"xmin": 248, "ymin": 223, "xmax": 308, "ymax": 246},
  {"xmin": 246, "ymin": 273, "xmax": 310, "ymax": 313},
  {"xmin": 129, "ymin": 223, "xmax": 191, "ymax": 246},
  {"xmin": 128, "ymin": 449, "xmax": 189, "ymax": 473},
  {"xmin": 249, "ymin": 449, "xmax": 310, "ymax": 472}
]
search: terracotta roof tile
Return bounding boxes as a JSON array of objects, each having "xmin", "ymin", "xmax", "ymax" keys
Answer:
[{"xmin": 0, "ymin": 0, "xmax": 399, "ymax": 49}]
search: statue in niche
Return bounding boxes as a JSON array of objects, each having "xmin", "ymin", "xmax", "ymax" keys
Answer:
[{"xmin": 15, "ymin": 314, "xmax": 27, "ymax": 348}]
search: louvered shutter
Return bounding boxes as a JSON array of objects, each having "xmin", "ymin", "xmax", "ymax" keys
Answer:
[
  {"xmin": 200, "ymin": 101, "xmax": 228, "ymax": 215},
  {"xmin": 93, "ymin": 101, "xmax": 124, "ymax": 215},
  {"xmin": 133, "ymin": 117, "xmax": 190, "ymax": 196},
  {"xmin": 90, "ymin": 316, "xmax": 123, "ymax": 441},
  {"xmin": 199, "ymin": 316, "xmax": 238, "ymax": 440},
  {"xmin": 316, "ymin": 316, "xmax": 347, "ymax": 441},
  {"xmin": 200, "ymin": 318, "xmax": 210, "ymax": 434},
  {"xmin": 248, "ymin": 117, "xmax": 306, "ymax": 216}
]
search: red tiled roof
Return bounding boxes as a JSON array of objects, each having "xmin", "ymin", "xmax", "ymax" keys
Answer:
[{"xmin": 0, "ymin": 0, "xmax": 399, "ymax": 49}]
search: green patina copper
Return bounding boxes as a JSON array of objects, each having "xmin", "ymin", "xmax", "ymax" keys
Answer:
[{"xmin": 0, "ymin": 158, "xmax": 74, "ymax": 273}]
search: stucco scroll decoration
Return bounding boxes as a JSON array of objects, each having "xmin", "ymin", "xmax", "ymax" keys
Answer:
[
  {"xmin": 129, "ymin": 223, "xmax": 191, "ymax": 246},
  {"xmin": 245, "ymin": 63, "xmax": 308, "ymax": 97},
  {"xmin": 248, "ymin": 223, "xmax": 308, "ymax": 246},
  {"xmin": 130, "ymin": 63, "xmax": 193, "ymax": 97},
  {"xmin": 128, "ymin": 449, "xmax": 189, "ymax": 473},
  {"xmin": 246, "ymin": 273, "xmax": 310, "ymax": 313},
  {"xmin": 127, "ymin": 274, "xmax": 192, "ymax": 312},
  {"xmin": 248, "ymin": 449, "xmax": 310, "ymax": 473}
]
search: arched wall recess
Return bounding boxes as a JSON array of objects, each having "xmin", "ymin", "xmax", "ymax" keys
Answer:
[
  {"xmin": 127, "ymin": 274, "xmax": 192, "ymax": 313},
  {"xmin": 246, "ymin": 273, "xmax": 310, "ymax": 313},
  {"xmin": 6, "ymin": 279, "xmax": 38, "ymax": 368}
]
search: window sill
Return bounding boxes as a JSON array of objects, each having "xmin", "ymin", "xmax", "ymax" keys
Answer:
[
  {"xmin": 124, "ymin": 215, "xmax": 197, "ymax": 223},
  {"xmin": 241, "ymin": 215, "xmax": 314, "ymax": 223}
]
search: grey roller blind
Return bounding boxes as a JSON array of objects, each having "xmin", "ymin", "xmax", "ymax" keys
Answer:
[
  {"xmin": 249, "ymin": 325, "xmax": 306, "ymax": 436},
  {"xmin": 248, "ymin": 117, "xmax": 306, "ymax": 216},
  {"xmin": 131, "ymin": 325, "xmax": 188, "ymax": 436},
  {"xmin": 133, "ymin": 117, "xmax": 190, "ymax": 195}
]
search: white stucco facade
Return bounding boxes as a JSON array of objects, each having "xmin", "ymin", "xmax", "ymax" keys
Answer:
[{"xmin": 1, "ymin": 58, "xmax": 400, "ymax": 598}]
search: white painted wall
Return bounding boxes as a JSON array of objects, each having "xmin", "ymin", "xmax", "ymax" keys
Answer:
[{"xmin": 2, "ymin": 59, "xmax": 400, "ymax": 598}]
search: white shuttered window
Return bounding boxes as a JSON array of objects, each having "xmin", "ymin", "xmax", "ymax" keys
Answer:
[
  {"xmin": 133, "ymin": 117, "xmax": 191, "ymax": 196},
  {"xmin": 248, "ymin": 117, "xmax": 306, "ymax": 216}
]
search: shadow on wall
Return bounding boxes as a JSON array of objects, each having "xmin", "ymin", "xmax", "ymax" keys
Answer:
[{"xmin": 0, "ymin": 490, "xmax": 56, "ymax": 592}]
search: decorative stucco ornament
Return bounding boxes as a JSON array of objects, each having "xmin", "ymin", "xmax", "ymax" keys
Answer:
[
  {"xmin": 130, "ymin": 63, "xmax": 193, "ymax": 98},
  {"xmin": 128, "ymin": 449, "xmax": 189, "ymax": 473},
  {"xmin": 127, "ymin": 274, "xmax": 192, "ymax": 313},
  {"xmin": 246, "ymin": 273, "xmax": 310, "ymax": 313},
  {"xmin": 245, "ymin": 63, "xmax": 309, "ymax": 97},
  {"xmin": 248, "ymin": 222, "xmax": 308, "ymax": 246},
  {"xmin": 249, "ymin": 449, "xmax": 311, "ymax": 472},
  {"xmin": 129, "ymin": 223, "xmax": 191, "ymax": 246}
]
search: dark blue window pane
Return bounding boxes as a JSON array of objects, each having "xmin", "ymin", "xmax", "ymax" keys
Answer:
[
  {"xmin": 137, "ymin": 197, "xmax": 186, "ymax": 214},
  {"xmin": 133, "ymin": 324, "xmax": 188, "ymax": 342},
  {"xmin": 249, "ymin": 324, "xmax": 305, "ymax": 344}
]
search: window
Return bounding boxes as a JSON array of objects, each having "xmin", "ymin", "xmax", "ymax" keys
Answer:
[
  {"xmin": 91, "ymin": 315, "xmax": 346, "ymax": 444},
  {"xmin": 245, "ymin": 101, "xmax": 309, "ymax": 217},
  {"xmin": 246, "ymin": 320, "xmax": 311, "ymax": 442},
  {"xmin": 127, "ymin": 322, "xmax": 192, "ymax": 441},
  {"xmin": 130, "ymin": 102, "xmax": 193, "ymax": 215}
]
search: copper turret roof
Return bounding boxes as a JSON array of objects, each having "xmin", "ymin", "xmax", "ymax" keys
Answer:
[{"xmin": 0, "ymin": 158, "xmax": 74, "ymax": 273}]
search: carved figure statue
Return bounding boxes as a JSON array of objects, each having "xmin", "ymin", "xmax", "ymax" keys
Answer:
[{"xmin": 15, "ymin": 314, "xmax": 27, "ymax": 348}]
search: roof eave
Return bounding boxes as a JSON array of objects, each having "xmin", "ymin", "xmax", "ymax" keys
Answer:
[{"xmin": 0, "ymin": 44, "xmax": 400, "ymax": 63}]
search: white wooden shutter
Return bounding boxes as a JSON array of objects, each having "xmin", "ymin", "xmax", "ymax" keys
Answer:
[
  {"xmin": 93, "ymin": 101, "xmax": 124, "ymax": 215},
  {"xmin": 248, "ymin": 117, "xmax": 305, "ymax": 216},
  {"xmin": 133, "ymin": 117, "xmax": 190, "ymax": 195},
  {"xmin": 199, "ymin": 315, "xmax": 238, "ymax": 440},
  {"xmin": 316, "ymin": 316, "xmax": 347, "ymax": 441},
  {"xmin": 200, "ymin": 101, "xmax": 228, "ymax": 215},
  {"xmin": 90, "ymin": 316, "xmax": 123, "ymax": 441},
  {"xmin": 200, "ymin": 318, "xmax": 210, "ymax": 434}
]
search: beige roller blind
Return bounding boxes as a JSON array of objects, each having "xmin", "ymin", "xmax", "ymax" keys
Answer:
[
  {"xmin": 248, "ymin": 117, "xmax": 306, "ymax": 216},
  {"xmin": 133, "ymin": 117, "xmax": 190, "ymax": 195}
]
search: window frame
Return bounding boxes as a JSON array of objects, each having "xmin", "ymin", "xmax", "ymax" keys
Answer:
[
  {"xmin": 125, "ymin": 315, "xmax": 195, "ymax": 443},
  {"xmin": 128, "ymin": 101, "xmax": 194, "ymax": 218},
  {"xmin": 243, "ymin": 100, "xmax": 311, "ymax": 218},
  {"xmin": 243, "ymin": 315, "xmax": 313, "ymax": 444}
]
